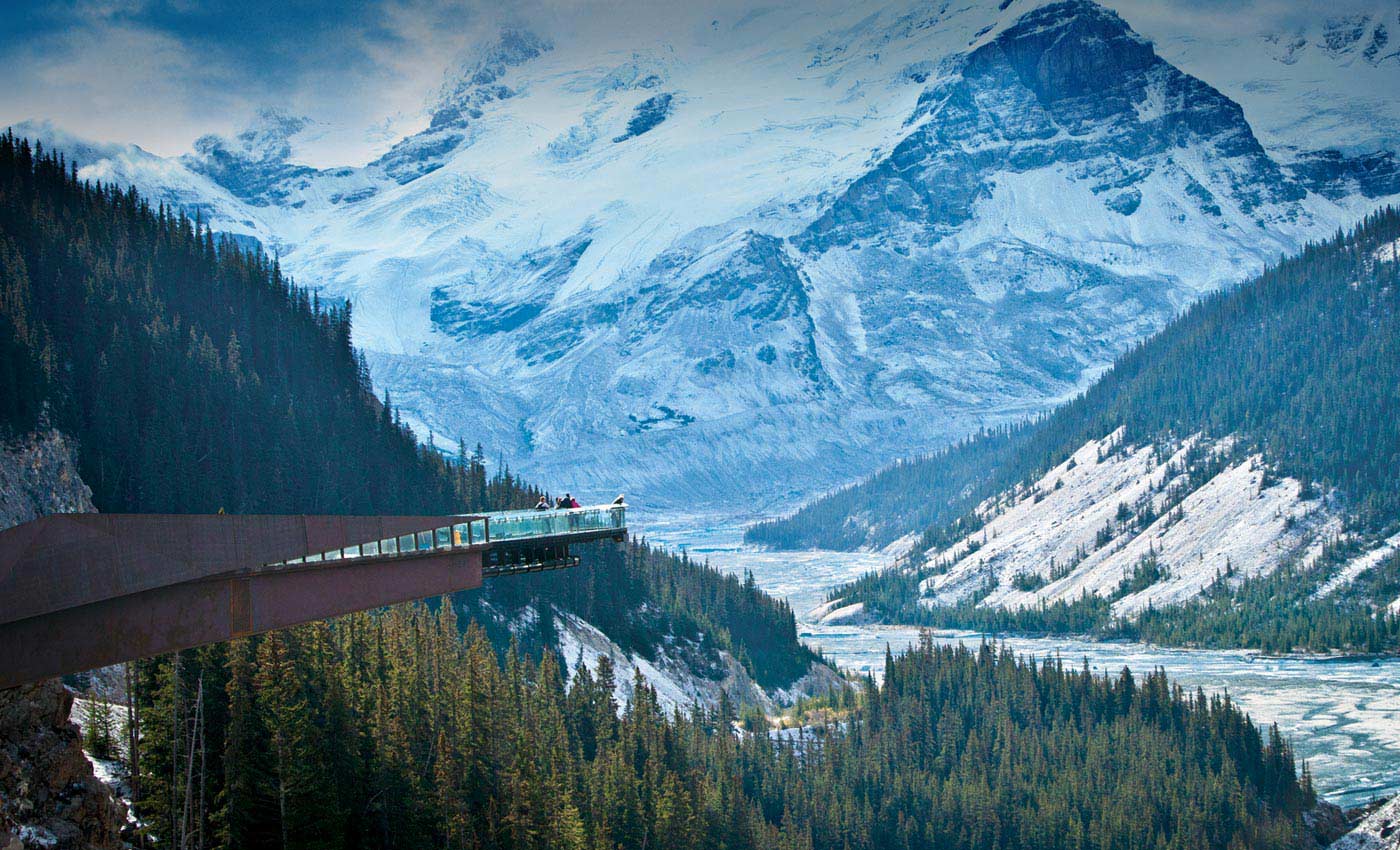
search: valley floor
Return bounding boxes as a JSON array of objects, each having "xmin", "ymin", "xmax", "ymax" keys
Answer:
[{"xmin": 636, "ymin": 513, "xmax": 1400, "ymax": 809}]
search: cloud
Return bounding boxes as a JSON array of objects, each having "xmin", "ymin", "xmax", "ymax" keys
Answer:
[
  {"xmin": 0, "ymin": 0, "xmax": 516, "ymax": 165},
  {"xmin": 3, "ymin": 0, "xmax": 1390, "ymax": 165},
  {"xmin": 1113, "ymin": 0, "xmax": 1393, "ymax": 41}
]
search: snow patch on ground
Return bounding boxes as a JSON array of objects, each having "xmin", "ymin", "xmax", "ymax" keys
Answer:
[
  {"xmin": 879, "ymin": 531, "xmax": 921, "ymax": 560},
  {"xmin": 554, "ymin": 609, "xmax": 717, "ymax": 711},
  {"xmin": 552, "ymin": 609, "xmax": 836, "ymax": 714},
  {"xmin": 813, "ymin": 601, "xmax": 867, "ymax": 626},
  {"xmin": 1375, "ymin": 238, "xmax": 1400, "ymax": 264},
  {"xmin": 1314, "ymin": 533, "xmax": 1400, "ymax": 600},
  {"xmin": 919, "ymin": 431, "xmax": 1334, "ymax": 617},
  {"xmin": 71, "ymin": 696, "xmax": 140, "ymax": 830},
  {"xmin": 1331, "ymin": 794, "xmax": 1400, "ymax": 850}
]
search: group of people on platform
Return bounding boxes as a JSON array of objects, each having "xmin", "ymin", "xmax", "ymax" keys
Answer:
[
  {"xmin": 532, "ymin": 493, "xmax": 626, "ymax": 511},
  {"xmin": 535, "ymin": 494, "xmax": 581, "ymax": 511}
]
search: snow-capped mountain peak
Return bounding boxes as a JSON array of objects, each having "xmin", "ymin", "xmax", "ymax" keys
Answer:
[
  {"xmin": 20, "ymin": 0, "xmax": 1400, "ymax": 507},
  {"xmin": 184, "ymin": 108, "xmax": 318, "ymax": 206}
]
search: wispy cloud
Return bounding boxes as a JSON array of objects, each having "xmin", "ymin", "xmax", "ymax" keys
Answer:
[
  {"xmin": 1114, "ymin": 0, "xmax": 1393, "ymax": 41},
  {"xmin": 0, "ymin": 0, "xmax": 517, "ymax": 165},
  {"xmin": 2, "ymin": 0, "xmax": 1391, "ymax": 165}
]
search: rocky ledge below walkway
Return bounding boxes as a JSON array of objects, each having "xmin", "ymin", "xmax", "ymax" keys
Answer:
[{"xmin": 1, "ymin": 680, "xmax": 125, "ymax": 849}]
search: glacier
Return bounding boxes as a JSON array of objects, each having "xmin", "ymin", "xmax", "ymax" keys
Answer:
[{"xmin": 16, "ymin": 0, "xmax": 1400, "ymax": 508}]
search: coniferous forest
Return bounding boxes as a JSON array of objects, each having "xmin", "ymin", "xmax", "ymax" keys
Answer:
[
  {"xmin": 132, "ymin": 619, "xmax": 1317, "ymax": 850},
  {"xmin": 0, "ymin": 134, "xmax": 1332, "ymax": 850}
]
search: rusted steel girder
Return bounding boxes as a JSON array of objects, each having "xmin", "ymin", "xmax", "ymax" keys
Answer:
[
  {"xmin": 0, "ymin": 513, "xmax": 485, "ymax": 689},
  {"xmin": 0, "ymin": 548, "xmax": 483, "ymax": 689},
  {"xmin": 0, "ymin": 513, "xmax": 484, "ymax": 625}
]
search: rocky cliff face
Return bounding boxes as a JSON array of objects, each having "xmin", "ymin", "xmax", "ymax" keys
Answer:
[
  {"xmin": 0, "ymin": 431, "xmax": 95, "ymax": 529},
  {"xmin": 806, "ymin": 1, "xmax": 1304, "ymax": 244},
  {"xmin": 0, "ymin": 432, "xmax": 123, "ymax": 850},
  {"xmin": 1332, "ymin": 795, "xmax": 1400, "ymax": 850},
  {"xmin": 0, "ymin": 683, "xmax": 124, "ymax": 850}
]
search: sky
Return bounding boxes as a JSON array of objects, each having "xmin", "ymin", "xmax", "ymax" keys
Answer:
[
  {"xmin": 0, "ymin": 0, "xmax": 528, "ymax": 166},
  {"xmin": 1, "ymin": 0, "xmax": 1392, "ymax": 168}
]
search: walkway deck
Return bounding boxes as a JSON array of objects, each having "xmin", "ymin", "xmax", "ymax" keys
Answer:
[{"xmin": 0, "ymin": 505, "xmax": 625, "ymax": 688}]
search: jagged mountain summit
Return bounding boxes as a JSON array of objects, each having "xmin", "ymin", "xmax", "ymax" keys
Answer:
[{"xmin": 20, "ymin": 0, "xmax": 1400, "ymax": 507}]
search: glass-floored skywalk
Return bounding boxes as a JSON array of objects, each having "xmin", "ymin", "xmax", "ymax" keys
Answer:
[{"xmin": 265, "ymin": 504, "xmax": 627, "ymax": 567}]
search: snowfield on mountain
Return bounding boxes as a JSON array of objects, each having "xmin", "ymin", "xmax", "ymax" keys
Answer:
[{"xmin": 20, "ymin": 0, "xmax": 1400, "ymax": 507}]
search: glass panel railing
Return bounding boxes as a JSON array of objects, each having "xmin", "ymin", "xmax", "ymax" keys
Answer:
[
  {"xmin": 264, "ymin": 505, "xmax": 626, "ymax": 568},
  {"xmin": 485, "ymin": 505, "xmax": 626, "ymax": 541}
]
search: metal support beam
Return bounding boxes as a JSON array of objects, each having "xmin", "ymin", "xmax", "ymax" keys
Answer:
[
  {"xmin": 0, "ymin": 549, "xmax": 483, "ymax": 689},
  {"xmin": 0, "ymin": 507, "xmax": 628, "ymax": 689}
]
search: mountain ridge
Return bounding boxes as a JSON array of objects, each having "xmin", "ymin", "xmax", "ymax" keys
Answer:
[
  {"xmin": 13, "ymin": 0, "xmax": 1400, "ymax": 508},
  {"xmin": 791, "ymin": 207, "xmax": 1400, "ymax": 654}
]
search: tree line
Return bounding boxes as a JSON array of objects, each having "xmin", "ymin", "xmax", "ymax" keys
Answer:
[{"xmin": 125, "ymin": 616, "xmax": 1316, "ymax": 850}]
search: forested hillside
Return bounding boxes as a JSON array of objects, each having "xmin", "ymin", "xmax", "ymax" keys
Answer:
[
  {"xmin": 132, "ymin": 615, "xmax": 1317, "ymax": 850},
  {"xmin": 756, "ymin": 209, "xmax": 1400, "ymax": 652},
  {"xmin": 0, "ymin": 130, "xmax": 816, "ymax": 694},
  {"xmin": 0, "ymin": 134, "xmax": 1333, "ymax": 850},
  {"xmin": 753, "ymin": 207, "xmax": 1400, "ymax": 554},
  {"xmin": 0, "ymin": 130, "xmax": 479, "ymax": 514}
]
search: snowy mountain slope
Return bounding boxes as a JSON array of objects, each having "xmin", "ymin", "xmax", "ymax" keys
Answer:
[
  {"xmin": 788, "ymin": 1, "xmax": 1346, "ymax": 427},
  {"xmin": 1128, "ymin": 4, "xmax": 1400, "ymax": 160},
  {"xmin": 786, "ymin": 201, "xmax": 1400, "ymax": 650},
  {"xmin": 1331, "ymin": 795, "xmax": 1400, "ymax": 850},
  {"xmin": 815, "ymin": 427, "xmax": 1400, "ymax": 623},
  {"xmin": 19, "ymin": 0, "xmax": 1400, "ymax": 507},
  {"xmin": 1314, "ymin": 533, "xmax": 1400, "ymax": 601},
  {"xmin": 908, "ymin": 430, "xmax": 1342, "ymax": 617},
  {"xmin": 473, "ymin": 599, "xmax": 843, "ymax": 713},
  {"xmin": 12, "ymin": 120, "xmax": 277, "ymax": 243},
  {"xmin": 1101, "ymin": 3, "xmax": 1400, "ymax": 202},
  {"xmin": 551, "ymin": 608, "xmax": 843, "ymax": 713}
]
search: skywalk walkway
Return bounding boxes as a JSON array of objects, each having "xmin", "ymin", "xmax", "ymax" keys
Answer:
[{"xmin": 0, "ymin": 505, "xmax": 626, "ymax": 689}]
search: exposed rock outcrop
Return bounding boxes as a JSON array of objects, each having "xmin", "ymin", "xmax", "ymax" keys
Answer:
[
  {"xmin": 1, "ymin": 431, "xmax": 122, "ymax": 849},
  {"xmin": 1333, "ymin": 796, "xmax": 1400, "ymax": 850},
  {"xmin": 0, "ymin": 683, "xmax": 124, "ymax": 850},
  {"xmin": 0, "ymin": 431, "xmax": 94, "ymax": 530},
  {"xmin": 1309, "ymin": 800, "xmax": 1351, "ymax": 848}
]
